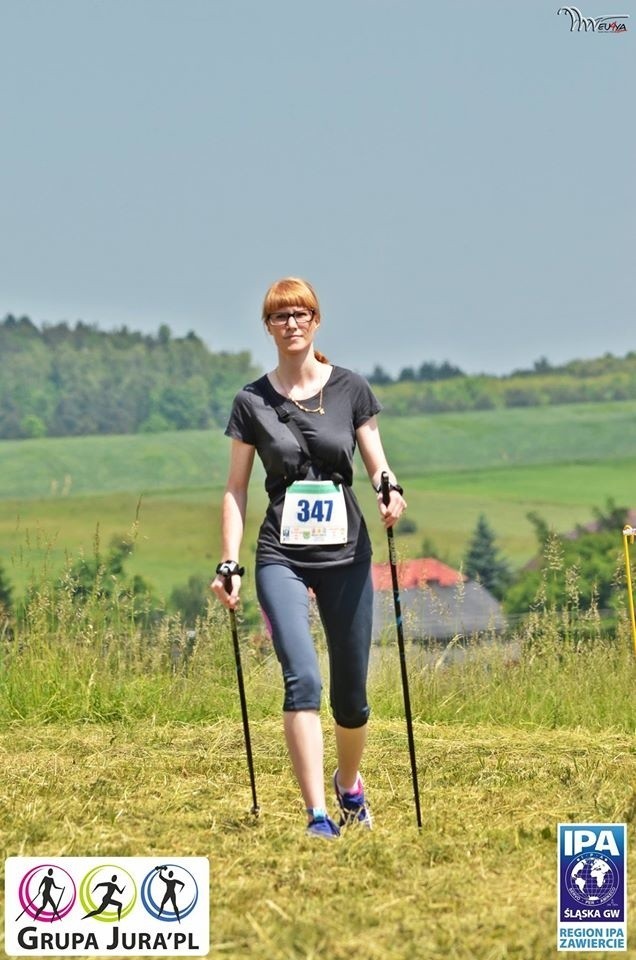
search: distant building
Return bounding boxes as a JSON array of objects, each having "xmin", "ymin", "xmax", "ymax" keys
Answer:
[{"xmin": 372, "ymin": 557, "xmax": 506, "ymax": 642}]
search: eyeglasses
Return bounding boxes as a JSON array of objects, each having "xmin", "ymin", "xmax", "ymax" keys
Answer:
[{"xmin": 267, "ymin": 309, "xmax": 314, "ymax": 327}]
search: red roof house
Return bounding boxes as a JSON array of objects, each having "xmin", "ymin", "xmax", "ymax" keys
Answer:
[
  {"xmin": 371, "ymin": 557, "xmax": 466, "ymax": 592},
  {"xmin": 372, "ymin": 557, "xmax": 506, "ymax": 641}
]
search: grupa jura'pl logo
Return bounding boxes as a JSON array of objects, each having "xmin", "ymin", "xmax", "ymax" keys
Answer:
[
  {"xmin": 79, "ymin": 864, "xmax": 137, "ymax": 922},
  {"xmin": 5, "ymin": 856, "xmax": 210, "ymax": 956},
  {"xmin": 565, "ymin": 853, "xmax": 620, "ymax": 905},
  {"xmin": 16, "ymin": 865, "xmax": 77, "ymax": 923},
  {"xmin": 141, "ymin": 864, "xmax": 199, "ymax": 922}
]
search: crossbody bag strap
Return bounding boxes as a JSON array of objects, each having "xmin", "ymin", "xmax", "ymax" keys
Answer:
[
  {"xmin": 262, "ymin": 377, "xmax": 349, "ymax": 488},
  {"xmin": 274, "ymin": 402, "xmax": 313, "ymax": 473},
  {"xmin": 276, "ymin": 405, "xmax": 350, "ymax": 488},
  {"xmin": 260, "ymin": 377, "xmax": 312, "ymax": 480}
]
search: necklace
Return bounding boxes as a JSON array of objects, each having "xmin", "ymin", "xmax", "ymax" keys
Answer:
[
  {"xmin": 288, "ymin": 387, "xmax": 325, "ymax": 416},
  {"xmin": 276, "ymin": 372, "xmax": 325, "ymax": 415}
]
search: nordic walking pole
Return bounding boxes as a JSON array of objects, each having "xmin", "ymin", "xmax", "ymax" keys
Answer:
[
  {"xmin": 15, "ymin": 891, "xmax": 42, "ymax": 922},
  {"xmin": 621, "ymin": 526, "xmax": 636, "ymax": 656},
  {"xmin": 218, "ymin": 561, "xmax": 260, "ymax": 816},
  {"xmin": 380, "ymin": 472, "xmax": 422, "ymax": 829},
  {"xmin": 53, "ymin": 887, "xmax": 65, "ymax": 920}
]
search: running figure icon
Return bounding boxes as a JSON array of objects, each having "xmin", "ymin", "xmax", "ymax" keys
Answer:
[
  {"xmin": 155, "ymin": 865, "xmax": 185, "ymax": 922},
  {"xmin": 82, "ymin": 875, "xmax": 125, "ymax": 921}
]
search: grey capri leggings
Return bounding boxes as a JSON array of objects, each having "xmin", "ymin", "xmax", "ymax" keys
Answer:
[{"xmin": 255, "ymin": 560, "xmax": 374, "ymax": 729}]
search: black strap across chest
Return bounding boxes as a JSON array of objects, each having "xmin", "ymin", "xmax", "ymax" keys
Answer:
[{"xmin": 262, "ymin": 377, "xmax": 351, "ymax": 490}]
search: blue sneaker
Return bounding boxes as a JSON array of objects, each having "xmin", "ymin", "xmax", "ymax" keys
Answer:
[
  {"xmin": 333, "ymin": 771, "xmax": 373, "ymax": 829},
  {"xmin": 306, "ymin": 808, "xmax": 341, "ymax": 840}
]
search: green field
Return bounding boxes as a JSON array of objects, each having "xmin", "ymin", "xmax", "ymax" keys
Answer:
[
  {"xmin": 2, "ymin": 396, "xmax": 636, "ymax": 958},
  {"xmin": 2, "ymin": 400, "xmax": 636, "ymax": 600}
]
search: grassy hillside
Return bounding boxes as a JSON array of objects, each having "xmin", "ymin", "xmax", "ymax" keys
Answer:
[
  {"xmin": 2, "ymin": 400, "xmax": 636, "ymax": 501},
  {"xmin": 2, "ymin": 400, "xmax": 636, "ymax": 599},
  {"xmin": 0, "ymin": 429, "xmax": 235, "ymax": 499},
  {"xmin": 378, "ymin": 400, "xmax": 636, "ymax": 474}
]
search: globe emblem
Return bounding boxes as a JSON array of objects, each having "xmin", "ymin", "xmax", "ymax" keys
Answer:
[{"xmin": 566, "ymin": 855, "xmax": 619, "ymax": 905}]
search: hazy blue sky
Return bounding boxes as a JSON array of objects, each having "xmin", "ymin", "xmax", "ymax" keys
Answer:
[{"xmin": 1, "ymin": 0, "xmax": 633, "ymax": 377}]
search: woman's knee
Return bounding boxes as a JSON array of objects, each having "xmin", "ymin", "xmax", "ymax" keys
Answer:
[
  {"xmin": 283, "ymin": 669, "xmax": 322, "ymax": 712},
  {"xmin": 331, "ymin": 700, "xmax": 370, "ymax": 728}
]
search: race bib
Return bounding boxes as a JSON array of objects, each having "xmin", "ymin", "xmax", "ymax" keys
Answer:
[{"xmin": 280, "ymin": 481, "xmax": 348, "ymax": 545}]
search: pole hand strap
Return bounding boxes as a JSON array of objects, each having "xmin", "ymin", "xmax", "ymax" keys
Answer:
[{"xmin": 216, "ymin": 560, "xmax": 245, "ymax": 585}]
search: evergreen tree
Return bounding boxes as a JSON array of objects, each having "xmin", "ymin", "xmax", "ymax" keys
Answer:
[
  {"xmin": 590, "ymin": 496, "xmax": 627, "ymax": 532},
  {"xmin": 0, "ymin": 561, "xmax": 13, "ymax": 613},
  {"xmin": 60, "ymin": 534, "xmax": 159, "ymax": 623},
  {"xmin": 463, "ymin": 514, "xmax": 512, "ymax": 600},
  {"xmin": 366, "ymin": 364, "xmax": 393, "ymax": 385},
  {"xmin": 170, "ymin": 574, "xmax": 210, "ymax": 626}
]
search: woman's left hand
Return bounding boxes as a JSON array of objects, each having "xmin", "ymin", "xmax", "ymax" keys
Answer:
[{"xmin": 377, "ymin": 488, "xmax": 407, "ymax": 528}]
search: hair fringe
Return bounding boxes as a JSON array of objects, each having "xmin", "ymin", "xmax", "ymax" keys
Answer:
[{"xmin": 262, "ymin": 277, "xmax": 320, "ymax": 322}]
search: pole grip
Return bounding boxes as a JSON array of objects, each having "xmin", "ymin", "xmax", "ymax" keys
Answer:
[
  {"xmin": 380, "ymin": 471, "xmax": 391, "ymax": 507},
  {"xmin": 216, "ymin": 560, "xmax": 244, "ymax": 596}
]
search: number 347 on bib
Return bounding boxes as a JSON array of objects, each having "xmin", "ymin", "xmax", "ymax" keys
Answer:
[{"xmin": 280, "ymin": 481, "xmax": 348, "ymax": 545}]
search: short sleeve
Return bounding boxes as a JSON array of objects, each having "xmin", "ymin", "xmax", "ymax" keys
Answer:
[
  {"xmin": 351, "ymin": 373, "xmax": 382, "ymax": 429},
  {"xmin": 225, "ymin": 389, "xmax": 257, "ymax": 446}
]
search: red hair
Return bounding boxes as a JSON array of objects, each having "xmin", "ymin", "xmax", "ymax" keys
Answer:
[{"xmin": 262, "ymin": 277, "xmax": 329, "ymax": 364}]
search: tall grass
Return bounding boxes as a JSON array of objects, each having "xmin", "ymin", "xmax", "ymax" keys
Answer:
[{"xmin": 1, "ymin": 567, "xmax": 634, "ymax": 731}]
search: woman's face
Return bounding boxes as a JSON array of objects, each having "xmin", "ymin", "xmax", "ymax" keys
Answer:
[{"xmin": 265, "ymin": 306, "xmax": 319, "ymax": 354}]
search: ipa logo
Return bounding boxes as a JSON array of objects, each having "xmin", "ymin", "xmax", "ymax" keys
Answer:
[
  {"xmin": 563, "ymin": 828, "xmax": 620, "ymax": 857},
  {"xmin": 557, "ymin": 823, "xmax": 627, "ymax": 952}
]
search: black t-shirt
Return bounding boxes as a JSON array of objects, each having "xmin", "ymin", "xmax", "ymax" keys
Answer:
[{"xmin": 224, "ymin": 366, "xmax": 381, "ymax": 568}]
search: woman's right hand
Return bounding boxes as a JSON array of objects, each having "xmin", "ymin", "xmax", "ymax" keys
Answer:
[{"xmin": 210, "ymin": 573, "xmax": 242, "ymax": 610}]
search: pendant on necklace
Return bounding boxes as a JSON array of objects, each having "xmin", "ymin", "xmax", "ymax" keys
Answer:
[
  {"xmin": 290, "ymin": 396, "xmax": 325, "ymax": 415},
  {"xmin": 286, "ymin": 381, "xmax": 325, "ymax": 415}
]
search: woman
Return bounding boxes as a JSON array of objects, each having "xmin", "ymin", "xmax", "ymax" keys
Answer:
[{"xmin": 211, "ymin": 278, "xmax": 406, "ymax": 839}]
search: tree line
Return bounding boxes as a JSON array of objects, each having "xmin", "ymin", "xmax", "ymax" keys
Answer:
[
  {"xmin": 0, "ymin": 315, "xmax": 259, "ymax": 439},
  {"xmin": 368, "ymin": 352, "xmax": 636, "ymax": 415},
  {"xmin": 367, "ymin": 352, "xmax": 636, "ymax": 386},
  {"xmin": 3, "ymin": 314, "xmax": 636, "ymax": 439}
]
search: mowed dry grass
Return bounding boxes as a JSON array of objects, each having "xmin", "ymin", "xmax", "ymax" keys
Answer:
[{"xmin": 1, "ymin": 719, "xmax": 635, "ymax": 960}]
